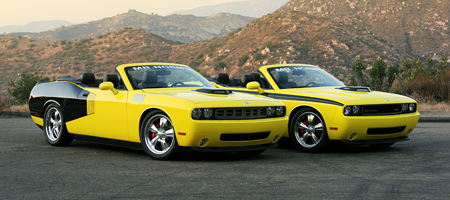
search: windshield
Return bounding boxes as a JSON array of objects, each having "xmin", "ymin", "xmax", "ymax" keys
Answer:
[
  {"xmin": 125, "ymin": 65, "xmax": 214, "ymax": 89},
  {"xmin": 267, "ymin": 66, "xmax": 344, "ymax": 89}
]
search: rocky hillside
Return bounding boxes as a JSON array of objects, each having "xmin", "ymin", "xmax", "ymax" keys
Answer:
[
  {"xmin": 0, "ymin": 28, "xmax": 178, "ymax": 96},
  {"xmin": 25, "ymin": 10, "xmax": 254, "ymax": 43},
  {"xmin": 278, "ymin": 0, "xmax": 450, "ymax": 57},
  {"xmin": 169, "ymin": 10, "xmax": 411, "ymax": 79}
]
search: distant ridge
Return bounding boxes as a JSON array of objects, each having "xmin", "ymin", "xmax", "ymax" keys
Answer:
[
  {"xmin": 26, "ymin": 10, "xmax": 254, "ymax": 43},
  {"xmin": 171, "ymin": 0, "xmax": 290, "ymax": 18},
  {"xmin": 0, "ymin": 20, "xmax": 73, "ymax": 34}
]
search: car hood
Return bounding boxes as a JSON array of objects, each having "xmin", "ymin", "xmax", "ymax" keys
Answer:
[
  {"xmin": 277, "ymin": 87, "xmax": 416, "ymax": 105},
  {"xmin": 143, "ymin": 88, "xmax": 283, "ymax": 106}
]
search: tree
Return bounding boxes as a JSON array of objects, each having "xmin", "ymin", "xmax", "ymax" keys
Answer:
[
  {"xmin": 369, "ymin": 56, "xmax": 387, "ymax": 91},
  {"xmin": 8, "ymin": 72, "xmax": 50, "ymax": 105},
  {"xmin": 386, "ymin": 61, "xmax": 401, "ymax": 91},
  {"xmin": 350, "ymin": 56, "xmax": 368, "ymax": 86},
  {"xmin": 438, "ymin": 53, "xmax": 448, "ymax": 71}
]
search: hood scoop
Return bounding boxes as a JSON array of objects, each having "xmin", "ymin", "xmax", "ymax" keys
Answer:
[
  {"xmin": 337, "ymin": 86, "xmax": 372, "ymax": 92},
  {"xmin": 194, "ymin": 88, "xmax": 233, "ymax": 95}
]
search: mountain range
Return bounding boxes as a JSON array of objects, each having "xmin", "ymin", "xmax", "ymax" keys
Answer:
[
  {"xmin": 0, "ymin": 20, "xmax": 73, "ymax": 34},
  {"xmin": 1, "ymin": 0, "xmax": 449, "ymax": 99},
  {"xmin": 24, "ymin": 10, "xmax": 254, "ymax": 43},
  {"xmin": 171, "ymin": 0, "xmax": 290, "ymax": 18}
]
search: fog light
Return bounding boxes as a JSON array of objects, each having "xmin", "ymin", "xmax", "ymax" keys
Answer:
[
  {"xmin": 199, "ymin": 139, "xmax": 208, "ymax": 147},
  {"xmin": 273, "ymin": 135, "xmax": 279, "ymax": 143},
  {"xmin": 349, "ymin": 133, "xmax": 357, "ymax": 140}
]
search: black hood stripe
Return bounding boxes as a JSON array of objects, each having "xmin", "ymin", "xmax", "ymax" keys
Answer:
[{"xmin": 232, "ymin": 90, "xmax": 343, "ymax": 107}]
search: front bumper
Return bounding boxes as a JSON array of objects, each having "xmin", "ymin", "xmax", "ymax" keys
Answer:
[
  {"xmin": 326, "ymin": 112, "xmax": 420, "ymax": 141},
  {"xmin": 175, "ymin": 117, "xmax": 288, "ymax": 148},
  {"xmin": 187, "ymin": 143, "xmax": 278, "ymax": 152}
]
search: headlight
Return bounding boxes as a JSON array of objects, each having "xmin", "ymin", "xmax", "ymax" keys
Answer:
[
  {"xmin": 344, "ymin": 106, "xmax": 352, "ymax": 116},
  {"xmin": 409, "ymin": 103, "xmax": 416, "ymax": 112},
  {"xmin": 192, "ymin": 108, "xmax": 202, "ymax": 119},
  {"xmin": 276, "ymin": 106, "xmax": 284, "ymax": 116},
  {"xmin": 203, "ymin": 108, "xmax": 213, "ymax": 118},
  {"xmin": 401, "ymin": 104, "xmax": 408, "ymax": 112},
  {"xmin": 352, "ymin": 105, "xmax": 360, "ymax": 115},
  {"xmin": 266, "ymin": 107, "xmax": 275, "ymax": 116}
]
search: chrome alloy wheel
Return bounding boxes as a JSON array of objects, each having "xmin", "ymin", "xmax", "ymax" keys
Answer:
[
  {"xmin": 293, "ymin": 111, "xmax": 324, "ymax": 148},
  {"xmin": 44, "ymin": 107, "xmax": 62, "ymax": 142},
  {"xmin": 143, "ymin": 114, "xmax": 175, "ymax": 155}
]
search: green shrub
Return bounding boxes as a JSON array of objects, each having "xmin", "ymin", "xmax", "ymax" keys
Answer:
[
  {"xmin": 238, "ymin": 54, "xmax": 248, "ymax": 67},
  {"xmin": 214, "ymin": 62, "xmax": 226, "ymax": 71},
  {"xmin": 8, "ymin": 72, "xmax": 50, "ymax": 105}
]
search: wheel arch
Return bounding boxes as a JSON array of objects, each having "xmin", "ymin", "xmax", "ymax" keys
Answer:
[
  {"xmin": 139, "ymin": 108, "xmax": 167, "ymax": 133},
  {"xmin": 288, "ymin": 105, "xmax": 322, "ymax": 132}
]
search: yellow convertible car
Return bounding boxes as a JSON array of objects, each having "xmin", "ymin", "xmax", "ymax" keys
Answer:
[
  {"xmin": 28, "ymin": 63, "xmax": 287, "ymax": 159},
  {"xmin": 211, "ymin": 64, "xmax": 420, "ymax": 152}
]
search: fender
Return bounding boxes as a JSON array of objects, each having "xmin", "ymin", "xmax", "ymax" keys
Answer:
[{"xmin": 29, "ymin": 81, "xmax": 90, "ymax": 122}]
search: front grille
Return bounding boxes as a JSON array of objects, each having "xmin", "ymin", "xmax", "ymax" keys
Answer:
[
  {"xmin": 215, "ymin": 107, "xmax": 266, "ymax": 120},
  {"xmin": 362, "ymin": 104, "xmax": 402, "ymax": 115},
  {"xmin": 367, "ymin": 126, "xmax": 406, "ymax": 135},
  {"xmin": 220, "ymin": 132, "xmax": 270, "ymax": 141}
]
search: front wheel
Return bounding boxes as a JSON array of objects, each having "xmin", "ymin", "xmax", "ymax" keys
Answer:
[
  {"xmin": 43, "ymin": 103, "xmax": 73, "ymax": 146},
  {"xmin": 289, "ymin": 108, "xmax": 329, "ymax": 152},
  {"xmin": 140, "ymin": 111, "xmax": 179, "ymax": 160}
]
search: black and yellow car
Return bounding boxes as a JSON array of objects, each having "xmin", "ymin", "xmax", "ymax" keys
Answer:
[
  {"xmin": 29, "ymin": 63, "xmax": 287, "ymax": 159},
  {"xmin": 211, "ymin": 64, "xmax": 420, "ymax": 152}
]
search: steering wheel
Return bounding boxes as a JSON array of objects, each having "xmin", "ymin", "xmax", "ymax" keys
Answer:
[
  {"xmin": 305, "ymin": 82, "xmax": 317, "ymax": 87},
  {"xmin": 169, "ymin": 81, "xmax": 185, "ymax": 87}
]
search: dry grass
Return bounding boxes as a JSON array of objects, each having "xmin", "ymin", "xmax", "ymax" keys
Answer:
[
  {"xmin": 418, "ymin": 102, "xmax": 450, "ymax": 112},
  {"xmin": 1, "ymin": 104, "xmax": 29, "ymax": 112}
]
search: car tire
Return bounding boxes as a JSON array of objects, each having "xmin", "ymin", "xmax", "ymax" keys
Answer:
[
  {"xmin": 140, "ymin": 110, "xmax": 179, "ymax": 160},
  {"xmin": 370, "ymin": 142, "xmax": 395, "ymax": 148},
  {"xmin": 289, "ymin": 108, "xmax": 329, "ymax": 152},
  {"xmin": 237, "ymin": 149, "xmax": 266, "ymax": 155},
  {"xmin": 43, "ymin": 103, "xmax": 73, "ymax": 146}
]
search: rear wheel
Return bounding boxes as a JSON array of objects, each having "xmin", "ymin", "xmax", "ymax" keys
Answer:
[
  {"xmin": 140, "ymin": 111, "xmax": 178, "ymax": 160},
  {"xmin": 43, "ymin": 103, "xmax": 73, "ymax": 146},
  {"xmin": 289, "ymin": 108, "xmax": 329, "ymax": 152}
]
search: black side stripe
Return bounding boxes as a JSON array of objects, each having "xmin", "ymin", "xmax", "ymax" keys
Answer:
[
  {"xmin": 275, "ymin": 94, "xmax": 344, "ymax": 106},
  {"xmin": 232, "ymin": 90, "xmax": 343, "ymax": 106}
]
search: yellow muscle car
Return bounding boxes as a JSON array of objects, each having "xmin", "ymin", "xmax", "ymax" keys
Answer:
[
  {"xmin": 29, "ymin": 63, "xmax": 287, "ymax": 159},
  {"xmin": 211, "ymin": 64, "xmax": 420, "ymax": 152}
]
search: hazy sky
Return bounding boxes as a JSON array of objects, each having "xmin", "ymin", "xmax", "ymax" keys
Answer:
[{"xmin": 0, "ymin": 0, "xmax": 245, "ymax": 27}]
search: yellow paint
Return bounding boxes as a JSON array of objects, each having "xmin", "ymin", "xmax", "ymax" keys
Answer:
[
  {"xmin": 34, "ymin": 63, "xmax": 288, "ymax": 149},
  {"xmin": 219, "ymin": 64, "xmax": 420, "ymax": 141},
  {"xmin": 31, "ymin": 116, "xmax": 43, "ymax": 126}
]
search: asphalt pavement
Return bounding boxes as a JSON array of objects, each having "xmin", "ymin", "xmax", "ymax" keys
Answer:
[{"xmin": 0, "ymin": 117, "xmax": 449, "ymax": 199}]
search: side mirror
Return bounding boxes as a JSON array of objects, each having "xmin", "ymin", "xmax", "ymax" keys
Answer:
[
  {"xmin": 209, "ymin": 81, "xmax": 218, "ymax": 88},
  {"xmin": 246, "ymin": 81, "xmax": 266, "ymax": 95},
  {"xmin": 100, "ymin": 82, "xmax": 118, "ymax": 95}
]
